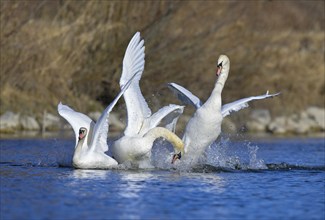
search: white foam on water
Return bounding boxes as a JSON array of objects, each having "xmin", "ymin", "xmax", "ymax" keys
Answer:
[
  {"xmin": 19, "ymin": 133, "xmax": 267, "ymax": 171},
  {"xmin": 247, "ymin": 142, "xmax": 268, "ymax": 170},
  {"xmin": 149, "ymin": 134, "xmax": 268, "ymax": 171}
]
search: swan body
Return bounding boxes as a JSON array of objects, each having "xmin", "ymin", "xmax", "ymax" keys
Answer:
[
  {"xmin": 168, "ymin": 55, "xmax": 280, "ymax": 162},
  {"xmin": 111, "ymin": 32, "xmax": 184, "ymax": 165},
  {"xmin": 112, "ymin": 127, "xmax": 184, "ymax": 165},
  {"xmin": 58, "ymin": 32, "xmax": 145, "ymax": 169},
  {"xmin": 72, "ymin": 127, "xmax": 118, "ymax": 169},
  {"xmin": 178, "ymin": 55, "xmax": 229, "ymax": 160},
  {"xmin": 58, "ymin": 78, "xmax": 131, "ymax": 169}
]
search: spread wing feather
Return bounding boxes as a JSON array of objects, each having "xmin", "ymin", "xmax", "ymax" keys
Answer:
[
  {"xmin": 221, "ymin": 91, "xmax": 280, "ymax": 117},
  {"xmin": 119, "ymin": 32, "xmax": 149, "ymax": 136},
  {"xmin": 167, "ymin": 83, "xmax": 202, "ymax": 109},
  {"xmin": 139, "ymin": 104, "xmax": 184, "ymax": 135},
  {"xmin": 91, "ymin": 72, "xmax": 139, "ymax": 153},
  {"xmin": 57, "ymin": 103, "xmax": 93, "ymax": 148},
  {"xmin": 167, "ymin": 83, "xmax": 280, "ymax": 119}
]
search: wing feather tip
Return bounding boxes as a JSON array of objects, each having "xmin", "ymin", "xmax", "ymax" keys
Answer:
[
  {"xmin": 269, "ymin": 91, "xmax": 281, "ymax": 98},
  {"xmin": 58, "ymin": 102, "xmax": 64, "ymax": 111}
]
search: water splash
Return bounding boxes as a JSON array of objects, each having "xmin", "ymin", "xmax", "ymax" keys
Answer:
[
  {"xmin": 247, "ymin": 142, "xmax": 267, "ymax": 169},
  {"xmin": 162, "ymin": 135, "xmax": 268, "ymax": 172},
  {"xmin": 52, "ymin": 139, "xmax": 74, "ymax": 167},
  {"xmin": 204, "ymin": 137, "xmax": 245, "ymax": 170},
  {"xmin": 2, "ymin": 138, "xmax": 323, "ymax": 172},
  {"xmin": 151, "ymin": 139, "xmax": 175, "ymax": 170}
]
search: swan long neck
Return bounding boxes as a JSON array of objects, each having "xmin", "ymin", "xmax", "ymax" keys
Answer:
[
  {"xmin": 214, "ymin": 64, "xmax": 230, "ymax": 94},
  {"xmin": 205, "ymin": 61, "xmax": 230, "ymax": 109},
  {"xmin": 73, "ymin": 138, "xmax": 86, "ymax": 162},
  {"xmin": 144, "ymin": 127, "xmax": 184, "ymax": 154}
]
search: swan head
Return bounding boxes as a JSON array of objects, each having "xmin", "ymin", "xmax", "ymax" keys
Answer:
[
  {"xmin": 170, "ymin": 137, "xmax": 184, "ymax": 164},
  {"xmin": 171, "ymin": 152, "xmax": 182, "ymax": 164},
  {"xmin": 78, "ymin": 127, "xmax": 87, "ymax": 141},
  {"xmin": 216, "ymin": 55, "xmax": 230, "ymax": 76},
  {"xmin": 168, "ymin": 135, "xmax": 184, "ymax": 164}
]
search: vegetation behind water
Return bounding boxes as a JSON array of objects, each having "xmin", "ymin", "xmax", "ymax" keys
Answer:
[{"xmin": 1, "ymin": 1, "xmax": 324, "ymax": 120}]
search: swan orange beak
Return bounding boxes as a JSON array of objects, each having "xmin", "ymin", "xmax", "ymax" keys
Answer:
[
  {"xmin": 171, "ymin": 152, "xmax": 182, "ymax": 164},
  {"xmin": 78, "ymin": 130, "xmax": 86, "ymax": 140},
  {"xmin": 78, "ymin": 133, "xmax": 84, "ymax": 141},
  {"xmin": 216, "ymin": 62, "xmax": 223, "ymax": 76},
  {"xmin": 216, "ymin": 66, "xmax": 222, "ymax": 76}
]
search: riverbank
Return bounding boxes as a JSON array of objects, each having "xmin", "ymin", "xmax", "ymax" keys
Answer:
[
  {"xmin": 1, "ymin": 106, "xmax": 324, "ymax": 139},
  {"xmin": 1, "ymin": 1, "xmax": 324, "ymax": 120},
  {"xmin": 1, "ymin": 130, "xmax": 324, "ymax": 141}
]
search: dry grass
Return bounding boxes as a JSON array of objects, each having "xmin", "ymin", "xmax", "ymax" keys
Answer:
[{"xmin": 0, "ymin": 1, "xmax": 324, "ymax": 121}]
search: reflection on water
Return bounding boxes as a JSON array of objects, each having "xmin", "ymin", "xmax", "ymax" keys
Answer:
[
  {"xmin": 70, "ymin": 169, "xmax": 108, "ymax": 180},
  {"xmin": 118, "ymin": 171, "xmax": 156, "ymax": 219},
  {"xmin": 183, "ymin": 173, "xmax": 226, "ymax": 194},
  {"xmin": 0, "ymin": 138, "xmax": 324, "ymax": 220},
  {"xmin": 119, "ymin": 171, "xmax": 154, "ymax": 199}
]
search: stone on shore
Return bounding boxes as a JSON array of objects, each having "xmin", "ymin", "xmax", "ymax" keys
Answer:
[
  {"xmin": 286, "ymin": 113, "xmax": 313, "ymax": 134},
  {"xmin": 0, "ymin": 111, "xmax": 20, "ymax": 132},
  {"xmin": 306, "ymin": 107, "xmax": 325, "ymax": 130},
  {"xmin": 267, "ymin": 116, "xmax": 287, "ymax": 134},
  {"xmin": 20, "ymin": 115, "xmax": 40, "ymax": 130},
  {"xmin": 1, "ymin": 106, "xmax": 324, "ymax": 136},
  {"xmin": 266, "ymin": 108, "xmax": 325, "ymax": 134},
  {"xmin": 246, "ymin": 109, "xmax": 271, "ymax": 132},
  {"xmin": 43, "ymin": 112, "xmax": 60, "ymax": 131}
]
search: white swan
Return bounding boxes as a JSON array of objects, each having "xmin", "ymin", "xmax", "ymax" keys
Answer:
[
  {"xmin": 58, "ymin": 77, "xmax": 133, "ymax": 169},
  {"xmin": 168, "ymin": 55, "xmax": 280, "ymax": 163},
  {"xmin": 111, "ymin": 32, "xmax": 185, "ymax": 166},
  {"xmin": 57, "ymin": 32, "xmax": 145, "ymax": 169}
]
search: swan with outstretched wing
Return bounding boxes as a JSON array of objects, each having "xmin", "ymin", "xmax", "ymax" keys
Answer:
[
  {"xmin": 168, "ymin": 83, "xmax": 279, "ymax": 117},
  {"xmin": 58, "ymin": 33, "xmax": 145, "ymax": 169},
  {"xmin": 111, "ymin": 32, "xmax": 184, "ymax": 167},
  {"xmin": 168, "ymin": 55, "xmax": 280, "ymax": 164}
]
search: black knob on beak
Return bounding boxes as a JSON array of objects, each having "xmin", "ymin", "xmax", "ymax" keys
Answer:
[{"xmin": 171, "ymin": 152, "xmax": 182, "ymax": 164}]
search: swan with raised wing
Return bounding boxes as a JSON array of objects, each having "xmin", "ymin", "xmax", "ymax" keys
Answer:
[
  {"xmin": 168, "ymin": 55, "xmax": 280, "ymax": 164},
  {"xmin": 57, "ymin": 33, "xmax": 145, "ymax": 169},
  {"xmin": 111, "ymin": 32, "xmax": 184, "ymax": 167}
]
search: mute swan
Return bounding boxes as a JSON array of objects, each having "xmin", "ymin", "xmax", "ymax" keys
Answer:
[
  {"xmin": 58, "ymin": 76, "xmax": 134, "ymax": 169},
  {"xmin": 168, "ymin": 55, "xmax": 280, "ymax": 163},
  {"xmin": 57, "ymin": 32, "xmax": 145, "ymax": 169},
  {"xmin": 111, "ymin": 32, "xmax": 184, "ymax": 166}
]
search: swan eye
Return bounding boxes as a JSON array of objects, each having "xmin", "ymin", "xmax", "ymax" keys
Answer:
[{"xmin": 217, "ymin": 61, "xmax": 223, "ymax": 67}]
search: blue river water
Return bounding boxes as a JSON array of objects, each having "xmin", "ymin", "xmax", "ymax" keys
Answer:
[{"xmin": 0, "ymin": 137, "xmax": 324, "ymax": 220}]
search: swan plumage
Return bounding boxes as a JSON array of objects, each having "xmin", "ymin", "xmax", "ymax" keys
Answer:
[
  {"xmin": 58, "ymin": 74, "xmax": 135, "ymax": 169},
  {"xmin": 111, "ymin": 32, "xmax": 185, "ymax": 166},
  {"xmin": 57, "ymin": 31, "xmax": 145, "ymax": 169},
  {"xmin": 168, "ymin": 84, "xmax": 280, "ymax": 118},
  {"xmin": 168, "ymin": 55, "xmax": 280, "ymax": 163},
  {"xmin": 119, "ymin": 32, "xmax": 184, "ymax": 136}
]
